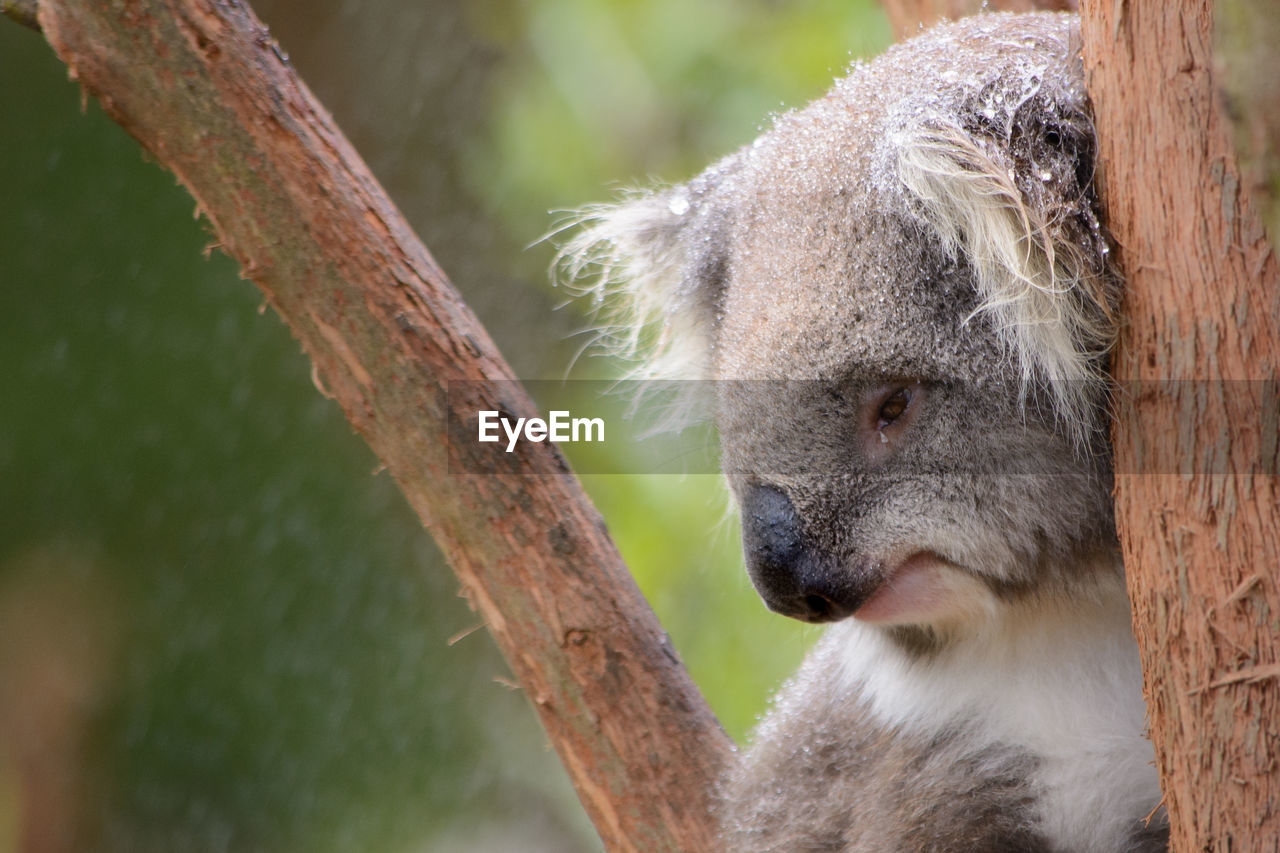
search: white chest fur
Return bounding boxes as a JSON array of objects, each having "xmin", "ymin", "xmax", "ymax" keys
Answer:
[{"xmin": 834, "ymin": 574, "xmax": 1161, "ymax": 852}]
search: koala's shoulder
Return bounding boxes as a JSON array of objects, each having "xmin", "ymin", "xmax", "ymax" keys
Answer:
[{"xmin": 721, "ymin": 626, "xmax": 1052, "ymax": 852}]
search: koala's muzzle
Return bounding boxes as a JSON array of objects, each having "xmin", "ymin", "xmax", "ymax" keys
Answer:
[{"xmin": 740, "ymin": 484, "xmax": 873, "ymax": 624}]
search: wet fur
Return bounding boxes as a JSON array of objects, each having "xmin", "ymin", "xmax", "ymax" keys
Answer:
[{"xmin": 563, "ymin": 12, "xmax": 1165, "ymax": 852}]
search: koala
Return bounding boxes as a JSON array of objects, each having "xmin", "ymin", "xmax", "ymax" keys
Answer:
[{"xmin": 562, "ymin": 12, "xmax": 1166, "ymax": 853}]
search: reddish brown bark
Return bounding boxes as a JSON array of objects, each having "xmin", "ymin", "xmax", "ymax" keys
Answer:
[
  {"xmin": 1080, "ymin": 2, "xmax": 1280, "ymax": 850},
  {"xmin": 879, "ymin": 0, "xmax": 1076, "ymax": 40},
  {"xmin": 19, "ymin": 1, "xmax": 732, "ymax": 850}
]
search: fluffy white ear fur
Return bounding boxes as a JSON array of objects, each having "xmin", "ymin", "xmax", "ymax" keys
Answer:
[
  {"xmin": 895, "ymin": 121, "xmax": 1116, "ymax": 443},
  {"xmin": 555, "ymin": 186, "xmax": 716, "ymax": 386}
]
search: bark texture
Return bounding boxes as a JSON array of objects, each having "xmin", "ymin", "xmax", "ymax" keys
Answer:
[
  {"xmin": 879, "ymin": 0, "xmax": 1076, "ymax": 40},
  {"xmin": 23, "ymin": 1, "xmax": 733, "ymax": 850},
  {"xmin": 1080, "ymin": 2, "xmax": 1280, "ymax": 850}
]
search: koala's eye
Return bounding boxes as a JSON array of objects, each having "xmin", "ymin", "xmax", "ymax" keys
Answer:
[
  {"xmin": 877, "ymin": 388, "xmax": 912, "ymax": 429},
  {"xmin": 861, "ymin": 382, "xmax": 926, "ymax": 460}
]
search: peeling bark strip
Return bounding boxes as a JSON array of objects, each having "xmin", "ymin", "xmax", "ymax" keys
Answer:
[
  {"xmin": 1081, "ymin": 1, "xmax": 1280, "ymax": 850},
  {"xmin": 25, "ymin": 1, "xmax": 731, "ymax": 849}
]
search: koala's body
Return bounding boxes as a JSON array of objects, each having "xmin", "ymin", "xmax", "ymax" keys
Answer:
[{"xmin": 564, "ymin": 12, "xmax": 1166, "ymax": 852}]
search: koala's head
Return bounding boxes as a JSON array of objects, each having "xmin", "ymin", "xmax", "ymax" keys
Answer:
[{"xmin": 562, "ymin": 13, "xmax": 1121, "ymax": 643}]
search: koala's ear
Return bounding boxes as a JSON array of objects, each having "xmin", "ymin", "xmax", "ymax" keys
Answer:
[
  {"xmin": 556, "ymin": 156, "xmax": 738, "ymax": 382},
  {"xmin": 894, "ymin": 114, "xmax": 1118, "ymax": 440}
]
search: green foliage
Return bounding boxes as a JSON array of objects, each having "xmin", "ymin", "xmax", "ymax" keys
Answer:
[{"xmin": 470, "ymin": 0, "xmax": 892, "ymax": 238}]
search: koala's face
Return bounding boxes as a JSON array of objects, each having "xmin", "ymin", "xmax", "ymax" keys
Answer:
[
  {"xmin": 717, "ymin": 286, "xmax": 1115, "ymax": 634},
  {"xmin": 567, "ymin": 13, "xmax": 1120, "ymax": 637},
  {"xmin": 716, "ymin": 111, "xmax": 1115, "ymax": 631}
]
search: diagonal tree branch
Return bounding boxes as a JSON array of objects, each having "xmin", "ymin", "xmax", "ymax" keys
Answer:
[{"xmin": 8, "ymin": 1, "xmax": 732, "ymax": 850}]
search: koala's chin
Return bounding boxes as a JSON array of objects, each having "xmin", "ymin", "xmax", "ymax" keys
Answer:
[{"xmin": 563, "ymin": 11, "xmax": 1168, "ymax": 853}]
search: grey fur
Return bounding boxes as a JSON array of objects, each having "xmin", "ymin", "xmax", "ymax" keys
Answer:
[
  {"xmin": 563, "ymin": 12, "xmax": 1166, "ymax": 852},
  {"xmin": 728, "ymin": 635, "xmax": 1051, "ymax": 852}
]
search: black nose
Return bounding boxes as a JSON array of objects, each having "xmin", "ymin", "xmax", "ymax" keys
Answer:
[{"xmin": 739, "ymin": 484, "xmax": 862, "ymax": 623}]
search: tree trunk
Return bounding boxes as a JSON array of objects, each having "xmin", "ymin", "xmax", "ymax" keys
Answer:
[
  {"xmin": 1080, "ymin": 2, "xmax": 1280, "ymax": 850},
  {"xmin": 9, "ymin": 1, "xmax": 733, "ymax": 850}
]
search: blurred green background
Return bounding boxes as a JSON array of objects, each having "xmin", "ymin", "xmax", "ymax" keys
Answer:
[{"xmin": 0, "ymin": 2, "xmax": 889, "ymax": 850}]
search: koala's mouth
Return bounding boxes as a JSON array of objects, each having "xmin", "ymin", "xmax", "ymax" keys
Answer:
[{"xmin": 853, "ymin": 552, "xmax": 995, "ymax": 627}]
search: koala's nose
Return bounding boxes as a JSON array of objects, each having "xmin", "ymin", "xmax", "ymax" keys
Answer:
[{"xmin": 739, "ymin": 484, "xmax": 860, "ymax": 623}]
